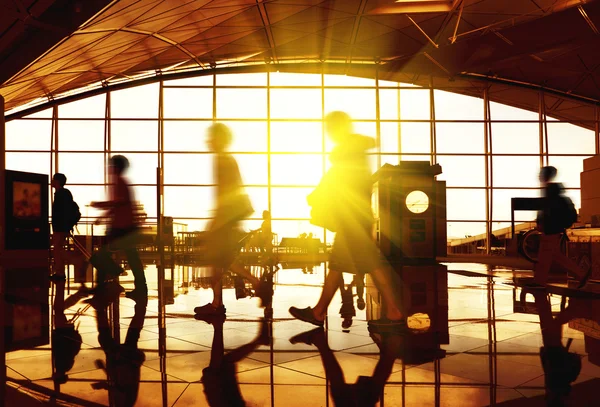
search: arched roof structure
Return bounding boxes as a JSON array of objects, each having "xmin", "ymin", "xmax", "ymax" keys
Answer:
[{"xmin": 2, "ymin": 0, "xmax": 600, "ymax": 125}]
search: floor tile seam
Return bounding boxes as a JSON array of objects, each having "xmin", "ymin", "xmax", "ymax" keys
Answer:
[
  {"xmin": 170, "ymin": 382, "xmax": 191, "ymax": 407},
  {"xmin": 274, "ymin": 363, "xmax": 330, "ymax": 381}
]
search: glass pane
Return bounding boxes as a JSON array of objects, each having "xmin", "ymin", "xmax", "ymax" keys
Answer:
[
  {"xmin": 163, "ymin": 88, "xmax": 213, "ymax": 119},
  {"xmin": 436, "ymin": 123, "xmax": 485, "ymax": 154},
  {"xmin": 380, "ymin": 122, "xmax": 400, "ymax": 153},
  {"xmin": 245, "ymin": 187, "xmax": 269, "ymax": 216},
  {"xmin": 233, "ymin": 154, "xmax": 268, "ymax": 186},
  {"xmin": 171, "ymin": 218, "xmax": 210, "ymax": 232},
  {"xmin": 163, "ymin": 153, "xmax": 212, "ymax": 185},
  {"xmin": 6, "ymin": 119, "xmax": 52, "ymax": 151},
  {"xmin": 64, "ymin": 186, "xmax": 107, "ymax": 219},
  {"xmin": 271, "ymin": 220, "xmax": 325, "ymax": 241},
  {"xmin": 163, "ymin": 75, "xmax": 214, "ymax": 86},
  {"xmin": 271, "ymin": 122, "xmax": 322, "ymax": 152},
  {"xmin": 111, "ymin": 120, "xmax": 159, "ymax": 151},
  {"xmin": 437, "ymin": 156, "xmax": 486, "ymax": 187},
  {"xmin": 492, "ymin": 156, "xmax": 540, "ymax": 187},
  {"xmin": 58, "ymin": 120, "xmax": 104, "ymax": 151},
  {"xmin": 491, "ymin": 123, "xmax": 539, "ymax": 154},
  {"xmin": 115, "ymin": 153, "xmax": 158, "ymax": 184},
  {"xmin": 563, "ymin": 189, "xmax": 581, "ymax": 216},
  {"xmin": 270, "ymin": 89, "xmax": 322, "ymax": 119},
  {"xmin": 379, "ymin": 89, "xmax": 399, "ymax": 120},
  {"xmin": 324, "ymin": 89, "xmax": 376, "ymax": 119},
  {"xmin": 58, "ymin": 94, "xmax": 106, "ymax": 118},
  {"xmin": 490, "ymin": 101, "xmax": 539, "ymax": 121},
  {"xmin": 25, "ymin": 109, "xmax": 53, "ymax": 119},
  {"xmin": 446, "ymin": 189, "xmax": 486, "ymax": 221},
  {"xmin": 380, "ymin": 154, "xmax": 400, "ymax": 166},
  {"xmin": 58, "ymin": 153, "xmax": 105, "ymax": 184},
  {"xmin": 401, "ymin": 123, "xmax": 430, "ymax": 154},
  {"xmin": 324, "ymin": 74, "xmax": 375, "ymax": 87},
  {"xmin": 222, "ymin": 121, "xmax": 268, "ymax": 153},
  {"xmin": 111, "ymin": 83, "xmax": 159, "ymax": 118},
  {"xmin": 378, "ymin": 79, "xmax": 400, "ymax": 87},
  {"xmin": 132, "ymin": 186, "xmax": 158, "ymax": 219},
  {"xmin": 216, "ymin": 73, "xmax": 267, "ymax": 86},
  {"xmin": 400, "ymin": 89, "xmax": 430, "ymax": 120},
  {"xmin": 547, "ymin": 123, "xmax": 595, "ymax": 154},
  {"xmin": 492, "ymin": 189, "xmax": 540, "ymax": 222},
  {"xmin": 548, "ymin": 156, "xmax": 588, "ymax": 188},
  {"xmin": 216, "ymin": 89, "xmax": 267, "ymax": 119},
  {"xmin": 164, "ymin": 186, "xmax": 214, "ymax": 218},
  {"xmin": 400, "ymin": 154, "xmax": 431, "ymax": 163},
  {"xmin": 271, "ymin": 155, "xmax": 323, "ymax": 186},
  {"xmin": 270, "ymin": 72, "xmax": 321, "ymax": 86},
  {"xmin": 6, "ymin": 152, "xmax": 50, "ymax": 175},
  {"xmin": 163, "ymin": 121, "xmax": 211, "ymax": 152},
  {"xmin": 434, "ymin": 90, "xmax": 483, "ymax": 121},
  {"xmin": 271, "ymin": 187, "xmax": 313, "ymax": 219},
  {"xmin": 447, "ymin": 222, "xmax": 486, "ymax": 240}
]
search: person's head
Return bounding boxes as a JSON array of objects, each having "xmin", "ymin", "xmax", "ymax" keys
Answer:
[
  {"xmin": 109, "ymin": 155, "xmax": 129, "ymax": 176},
  {"xmin": 540, "ymin": 166, "xmax": 558, "ymax": 184},
  {"xmin": 262, "ymin": 210, "xmax": 271, "ymax": 220},
  {"xmin": 207, "ymin": 123, "xmax": 233, "ymax": 153},
  {"xmin": 52, "ymin": 173, "xmax": 67, "ymax": 189},
  {"xmin": 325, "ymin": 111, "xmax": 353, "ymax": 143}
]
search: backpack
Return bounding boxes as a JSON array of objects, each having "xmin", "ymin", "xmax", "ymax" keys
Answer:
[
  {"xmin": 558, "ymin": 196, "xmax": 577, "ymax": 230},
  {"xmin": 67, "ymin": 200, "xmax": 81, "ymax": 231}
]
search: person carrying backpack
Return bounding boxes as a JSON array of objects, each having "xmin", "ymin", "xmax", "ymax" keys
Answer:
[
  {"xmin": 50, "ymin": 173, "xmax": 88, "ymax": 291},
  {"xmin": 534, "ymin": 166, "xmax": 590, "ymax": 287}
]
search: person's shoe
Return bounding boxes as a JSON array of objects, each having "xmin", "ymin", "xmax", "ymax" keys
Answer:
[
  {"xmin": 125, "ymin": 288, "xmax": 148, "ymax": 304},
  {"xmin": 368, "ymin": 318, "xmax": 408, "ymax": 335},
  {"xmin": 289, "ymin": 327, "xmax": 325, "ymax": 346},
  {"xmin": 49, "ymin": 274, "xmax": 66, "ymax": 283},
  {"xmin": 194, "ymin": 303, "xmax": 226, "ymax": 316},
  {"xmin": 194, "ymin": 313, "xmax": 226, "ymax": 324},
  {"xmin": 83, "ymin": 282, "xmax": 124, "ymax": 310},
  {"xmin": 289, "ymin": 306, "xmax": 324, "ymax": 327}
]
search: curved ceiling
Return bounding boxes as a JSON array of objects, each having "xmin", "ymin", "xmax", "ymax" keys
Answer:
[{"xmin": 1, "ymin": 0, "xmax": 600, "ymax": 125}]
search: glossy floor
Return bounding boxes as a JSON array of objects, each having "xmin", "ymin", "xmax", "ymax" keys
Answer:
[{"xmin": 6, "ymin": 265, "xmax": 600, "ymax": 406}]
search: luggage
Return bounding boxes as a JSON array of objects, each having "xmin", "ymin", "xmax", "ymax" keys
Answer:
[{"xmin": 70, "ymin": 233, "xmax": 124, "ymax": 280}]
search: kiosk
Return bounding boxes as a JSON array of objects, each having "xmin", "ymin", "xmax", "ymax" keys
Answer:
[{"xmin": 368, "ymin": 161, "xmax": 449, "ymax": 352}]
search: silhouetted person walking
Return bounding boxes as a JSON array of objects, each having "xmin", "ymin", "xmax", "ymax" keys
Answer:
[
  {"xmin": 535, "ymin": 166, "xmax": 589, "ymax": 287},
  {"xmin": 289, "ymin": 111, "xmax": 404, "ymax": 328},
  {"xmin": 290, "ymin": 327, "xmax": 401, "ymax": 406},
  {"xmin": 92, "ymin": 286, "xmax": 147, "ymax": 407},
  {"xmin": 50, "ymin": 173, "xmax": 88, "ymax": 289},
  {"xmin": 89, "ymin": 155, "xmax": 146, "ymax": 304},
  {"xmin": 194, "ymin": 123, "xmax": 270, "ymax": 317},
  {"xmin": 197, "ymin": 314, "xmax": 270, "ymax": 406}
]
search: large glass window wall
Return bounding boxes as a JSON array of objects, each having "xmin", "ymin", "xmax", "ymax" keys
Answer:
[{"xmin": 5, "ymin": 71, "xmax": 598, "ymax": 247}]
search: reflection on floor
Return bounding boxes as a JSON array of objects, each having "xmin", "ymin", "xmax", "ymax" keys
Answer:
[{"xmin": 6, "ymin": 265, "xmax": 600, "ymax": 406}]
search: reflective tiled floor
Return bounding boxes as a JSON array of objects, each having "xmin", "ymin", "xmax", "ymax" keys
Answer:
[{"xmin": 6, "ymin": 264, "xmax": 600, "ymax": 406}]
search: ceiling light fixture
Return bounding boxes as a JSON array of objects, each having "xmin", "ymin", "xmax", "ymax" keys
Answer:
[{"xmin": 370, "ymin": 0, "xmax": 458, "ymax": 14}]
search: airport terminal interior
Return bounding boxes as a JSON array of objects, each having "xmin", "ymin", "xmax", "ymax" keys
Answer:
[{"xmin": 3, "ymin": 0, "xmax": 600, "ymax": 406}]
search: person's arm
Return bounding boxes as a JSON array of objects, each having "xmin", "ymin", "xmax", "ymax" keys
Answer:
[{"xmin": 91, "ymin": 182, "xmax": 130, "ymax": 209}]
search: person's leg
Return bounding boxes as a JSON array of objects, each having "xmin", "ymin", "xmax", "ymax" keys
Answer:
[
  {"xmin": 52, "ymin": 232, "xmax": 66, "ymax": 277},
  {"xmin": 311, "ymin": 330, "xmax": 346, "ymax": 387},
  {"xmin": 312, "ymin": 269, "xmax": 344, "ymax": 321},
  {"xmin": 211, "ymin": 267, "xmax": 224, "ymax": 307},
  {"xmin": 124, "ymin": 247, "xmax": 147, "ymax": 293},
  {"xmin": 534, "ymin": 234, "xmax": 556, "ymax": 285}
]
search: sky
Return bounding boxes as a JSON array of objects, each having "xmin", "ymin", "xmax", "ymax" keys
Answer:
[{"xmin": 4, "ymin": 72, "xmax": 596, "ymax": 241}]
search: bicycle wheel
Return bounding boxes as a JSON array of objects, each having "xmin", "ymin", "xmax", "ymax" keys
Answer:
[{"xmin": 521, "ymin": 229, "xmax": 542, "ymax": 262}]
